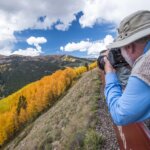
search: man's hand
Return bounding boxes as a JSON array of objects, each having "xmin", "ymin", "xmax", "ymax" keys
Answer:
[{"xmin": 103, "ymin": 56, "xmax": 116, "ymax": 73}]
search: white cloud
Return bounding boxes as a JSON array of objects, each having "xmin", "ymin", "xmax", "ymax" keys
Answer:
[
  {"xmin": 104, "ymin": 35, "xmax": 114, "ymax": 46},
  {"xmin": 0, "ymin": 0, "xmax": 85, "ymax": 55},
  {"xmin": 0, "ymin": 0, "xmax": 150, "ymax": 55},
  {"xmin": 61, "ymin": 40, "xmax": 91, "ymax": 52},
  {"xmin": 60, "ymin": 35, "xmax": 114, "ymax": 57},
  {"xmin": 60, "ymin": 46, "xmax": 64, "ymax": 51},
  {"xmin": 12, "ymin": 36, "xmax": 47, "ymax": 56},
  {"xmin": 27, "ymin": 36, "xmax": 47, "ymax": 45},
  {"xmin": 79, "ymin": 0, "xmax": 150, "ymax": 27},
  {"xmin": 55, "ymin": 23, "xmax": 71, "ymax": 31},
  {"xmin": 0, "ymin": 46, "xmax": 12, "ymax": 56},
  {"xmin": 12, "ymin": 48, "xmax": 42, "ymax": 56}
]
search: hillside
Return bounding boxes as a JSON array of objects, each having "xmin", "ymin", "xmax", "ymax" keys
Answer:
[
  {"xmin": 0, "ymin": 54, "xmax": 94, "ymax": 99},
  {"xmin": 2, "ymin": 68, "xmax": 118, "ymax": 150}
]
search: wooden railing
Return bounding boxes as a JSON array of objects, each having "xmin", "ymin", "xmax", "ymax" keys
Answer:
[{"xmin": 114, "ymin": 123, "xmax": 150, "ymax": 150}]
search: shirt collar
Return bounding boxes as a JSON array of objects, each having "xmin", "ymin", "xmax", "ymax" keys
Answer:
[{"xmin": 144, "ymin": 41, "xmax": 150, "ymax": 54}]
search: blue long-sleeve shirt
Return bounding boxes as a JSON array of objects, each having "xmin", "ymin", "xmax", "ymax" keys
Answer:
[
  {"xmin": 104, "ymin": 42, "xmax": 150, "ymax": 125},
  {"xmin": 105, "ymin": 73, "xmax": 150, "ymax": 125}
]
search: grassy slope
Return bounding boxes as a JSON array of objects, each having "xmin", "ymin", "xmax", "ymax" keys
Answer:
[{"xmin": 3, "ymin": 68, "xmax": 104, "ymax": 150}]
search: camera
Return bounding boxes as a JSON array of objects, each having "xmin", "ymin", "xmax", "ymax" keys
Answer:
[{"xmin": 97, "ymin": 48, "xmax": 129, "ymax": 70}]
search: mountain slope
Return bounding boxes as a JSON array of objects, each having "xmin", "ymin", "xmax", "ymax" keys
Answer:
[
  {"xmin": 0, "ymin": 55, "xmax": 94, "ymax": 99},
  {"xmin": 2, "ymin": 68, "xmax": 118, "ymax": 150}
]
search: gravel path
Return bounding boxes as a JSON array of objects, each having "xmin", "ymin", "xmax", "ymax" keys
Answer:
[{"xmin": 96, "ymin": 72, "xmax": 119, "ymax": 150}]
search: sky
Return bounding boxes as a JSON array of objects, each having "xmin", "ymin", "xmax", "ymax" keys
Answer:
[{"xmin": 0, "ymin": 0, "xmax": 150, "ymax": 58}]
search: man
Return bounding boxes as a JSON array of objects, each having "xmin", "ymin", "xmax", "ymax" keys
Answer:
[{"xmin": 103, "ymin": 10, "xmax": 150, "ymax": 125}]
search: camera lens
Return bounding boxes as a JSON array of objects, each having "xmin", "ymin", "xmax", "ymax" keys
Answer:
[{"xmin": 97, "ymin": 55, "xmax": 105, "ymax": 70}]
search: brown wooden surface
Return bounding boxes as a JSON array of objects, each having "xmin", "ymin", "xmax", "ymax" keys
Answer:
[{"xmin": 114, "ymin": 123, "xmax": 150, "ymax": 150}]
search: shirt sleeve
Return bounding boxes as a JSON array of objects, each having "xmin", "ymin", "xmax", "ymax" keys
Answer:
[{"xmin": 104, "ymin": 72, "xmax": 150, "ymax": 125}]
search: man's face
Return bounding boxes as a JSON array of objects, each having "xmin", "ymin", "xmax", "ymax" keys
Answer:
[{"xmin": 121, "ymin": 47, "xmax": 134, "ymax": 67}]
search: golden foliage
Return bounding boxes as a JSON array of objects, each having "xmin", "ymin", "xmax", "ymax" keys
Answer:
[
  {"xmin": 0, "ymin": 62, "xmax": 97, "ymax": 146},
  {"xmin": 89, "ymin": 61, "xmax": 97, "ymax": 70}
]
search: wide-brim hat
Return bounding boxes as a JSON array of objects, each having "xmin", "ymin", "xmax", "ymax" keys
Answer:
[{"xmin": 107, "ymin": 10, "xmax": 150, "ymax": 49}]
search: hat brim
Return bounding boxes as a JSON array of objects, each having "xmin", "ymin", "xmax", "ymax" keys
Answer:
[{"xmin": 107, "ymin": 27, "xmax": 150, "ymax": 49}]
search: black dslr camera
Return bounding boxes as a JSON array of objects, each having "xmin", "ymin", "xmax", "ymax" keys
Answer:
[{"xmin": 97, "ymin": 48, "xmax": 129, "ymax": 70}]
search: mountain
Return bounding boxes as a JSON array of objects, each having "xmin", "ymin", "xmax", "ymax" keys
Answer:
[{"xmin": 0, "ymin": 54, "xmax": 95, "ymax": 99}]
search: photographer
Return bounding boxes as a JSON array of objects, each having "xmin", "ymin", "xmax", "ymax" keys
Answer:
[{"xmin": 100, "ymin": 10, "xmax": 150, "ymax": 125}]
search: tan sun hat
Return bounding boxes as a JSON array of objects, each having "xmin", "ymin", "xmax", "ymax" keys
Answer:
[{"xmin": 107, "ymin": 10, "xmax": 150, "ymax": 49}]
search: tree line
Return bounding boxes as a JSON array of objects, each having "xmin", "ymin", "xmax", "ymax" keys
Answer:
[{"xmin": 0, "ymin": 62, "xmax": 97, "ymax": 146}]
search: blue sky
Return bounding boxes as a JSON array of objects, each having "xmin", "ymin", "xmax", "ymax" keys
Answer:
[
  {"xmin": 0, "ymin": 0, "xmax": 149, "ymax": 58},
  {"xmin": 14, "ymin": 12, "xmax": 116, "ymax": 57}
]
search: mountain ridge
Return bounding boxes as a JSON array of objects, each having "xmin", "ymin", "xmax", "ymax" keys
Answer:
[{"xmin": 0, "ymin": 54, "xmax": 95, "ymax": 99}]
